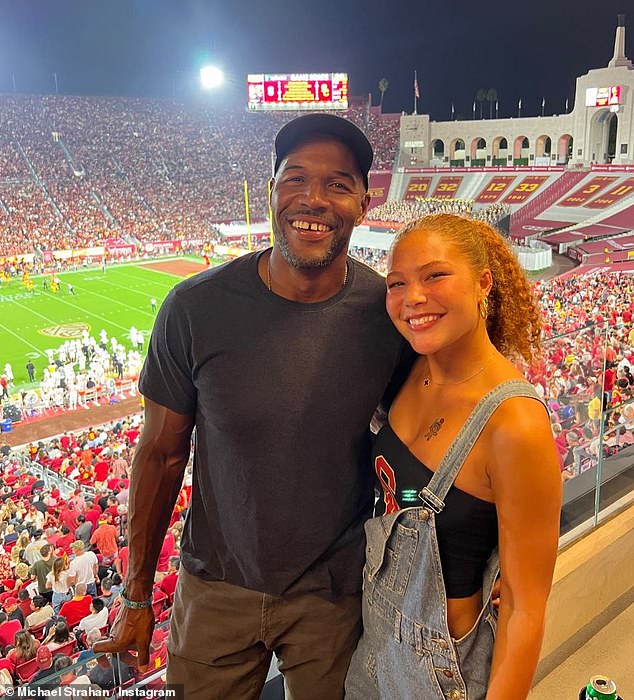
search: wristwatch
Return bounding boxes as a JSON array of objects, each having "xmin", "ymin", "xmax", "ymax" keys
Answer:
[{"xmin": 120, "ymin": 588, "xmax": 153, "ymax": 610}]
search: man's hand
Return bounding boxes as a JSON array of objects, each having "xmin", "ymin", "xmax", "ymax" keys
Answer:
[{"xmin": 92, "ymin": 604, "xmax": 155, "ymax": 671}]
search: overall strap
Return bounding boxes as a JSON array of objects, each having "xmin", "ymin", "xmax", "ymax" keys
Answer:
[{"xmin": 418, "ymin": 379, "xmax": 543, "ymax": 513}]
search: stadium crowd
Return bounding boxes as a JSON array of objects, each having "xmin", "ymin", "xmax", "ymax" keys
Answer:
[
  {"xmin": 0, "ymin": 95, "xmax": 401, "ymax": 258},
  {"xmin": 0, "ymin": 414, "xmax": 186, "ymax": 689}
]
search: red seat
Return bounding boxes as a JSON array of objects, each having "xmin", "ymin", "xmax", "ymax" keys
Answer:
[
  {"xmin": 28, "ymin": 621, "xmax": 48, "ymax": 641},
  {"xmin": 50, "ymin": 639, "xmax": 76, "ymax": 657},
  {"xmin": 151, "ymin": 592, "xmax": 168, "ymax": 620},
  {"xmin": 15, "ymin": 656, "xmax": 39, "ymax": 683}
]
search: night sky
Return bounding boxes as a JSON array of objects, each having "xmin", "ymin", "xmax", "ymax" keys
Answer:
[{"xmin": 0, "ymin": 0, "xmax": 630, "ymax": 120}]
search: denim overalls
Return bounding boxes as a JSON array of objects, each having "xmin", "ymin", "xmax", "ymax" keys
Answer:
[{"xmin": 345, "ymin": 380, "xmax": 541, "ymax": 700}]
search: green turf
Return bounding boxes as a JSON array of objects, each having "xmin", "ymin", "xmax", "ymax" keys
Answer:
[{"xmin": 0, "ymin": 260, "xmax": 201, "ymax": 388}]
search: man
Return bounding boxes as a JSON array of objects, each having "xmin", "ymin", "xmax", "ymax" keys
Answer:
[
  {"xmin": 29, "ymin": 544, "xmax": 55, "ymax": 604},
  {"xmin": 23, "ymin": 529, "xmax": 48, "ymax": 565},
  {"xmin": 67, "ymin": 540, "xmax": 99, "ymax": 597},
  {"xmin": 90, "ymin": 514, "xmax": 119, "ymax": 565},
  {"xmin": 55, "ymin": 525, "xmax": 74, "ymax": 555},
  {"xmin": 84, "ymin": 500, "xmax": 102, "ymax": 531},
  {"xmin": 17, "ymin": 589, "xmax": 33, "ymax": 620},
  {"xmin": 96, "ymin": 115, "xmax": 408, "ymax": 699},
  {"xmin": 75, "ymin": 514, "xmax": 93, "ymax": 548},
  {"xmin": 99, "ymin": 577, "xmax": 117, "ymax": 609},
  {"xmin": 59, "ymin": 582, "xmax": 92, "ymax": 629},
  {"xmin": 53, "ymin": 654, "xmax": 92, "ymax": 687},
  {"xmin": 77, "ymin": 597, "xmax": 108, "ymax": 634},
  {"xmin": 26, "ymin": 361, "xmax": 36, "ymax": 383},
  {"xmin": 29, "ymin": 645, "xmax": 59, "ymax": 689},
  {"xmin": 3, "ymin": 596, "xmax": 24, "ymax": 626},
  {"xmin": 25, "ymin": 594, "xmax": 54, "ymax": 630},
  {"xmin": 158, "ymin": 556, "xmax": 180, "ymax": 601}
]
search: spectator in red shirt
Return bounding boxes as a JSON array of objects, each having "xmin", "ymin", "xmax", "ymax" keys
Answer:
[
  {"xmin": 17, "ymin": 589, "xmax": 32, "ymax": 620},
  {"xmin": 103, "ymin": 496, "xmax": 120, "ymax": 521},
  {"xmin": 156, "ymin": 529, "xmax": 176, "ymax": 576},
  {"xmin": 158, "ymin": 557, "xmax": 179, "ymax": 601},
  {"xmin": 55, "ymin": 526, "xmax": 74, "ymax": 555},
  {"xmin": 93, "ymin": 459, "xmax": 110, "ymax": 488},
  {"xmin": 59, "ymin": 505, "xmax": 79, "ymax": 532},
  {"xmin": 68, "ymin": 490, "xmax": 86, "ymax": 514},
  {"xmin": 115, "ymin": 541, "xmax": 129, "ymax": 579},
  {"xmin": 84, "ymin": 501, "xmax": 102, "ymax": 531},
  {"xmin": 58, "ymin": 583, "xmax": 92, "ymax": 629}
]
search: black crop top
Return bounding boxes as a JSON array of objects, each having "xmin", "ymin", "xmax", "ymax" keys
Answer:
[{"xmin": 373, "ymin": 423, "xmax": 498, "ymax": 598}]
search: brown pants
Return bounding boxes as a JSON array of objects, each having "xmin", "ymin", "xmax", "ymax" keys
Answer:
[{"xmin": 167, "ymin": 568, "xmax": 361, "ymax": 700}]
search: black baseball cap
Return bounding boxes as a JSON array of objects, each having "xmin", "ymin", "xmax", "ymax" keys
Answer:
[{"xmin": 273, "ymin": 114, "xmax": 373, "ymax": 189}]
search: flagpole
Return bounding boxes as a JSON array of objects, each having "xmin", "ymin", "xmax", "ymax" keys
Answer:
[{"xmin": 413, "ymin": 70, "xmax": 418, "ymax": 115}]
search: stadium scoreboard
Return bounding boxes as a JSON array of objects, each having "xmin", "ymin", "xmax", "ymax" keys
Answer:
[
  {"xmin": 585, "ymin": 86, "xmax": 622, "ymax": 107},
  {"xmin": 247, "ymin": 73, "xmax": 349, "ymax": 111}
]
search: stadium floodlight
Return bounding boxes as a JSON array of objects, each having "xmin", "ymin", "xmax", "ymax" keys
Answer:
[{"xmin": 200, "ymin": 65, "xmax": 224, "ymax": 90}]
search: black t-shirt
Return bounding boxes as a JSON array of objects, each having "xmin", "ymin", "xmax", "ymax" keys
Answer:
[{"xmin": 139, "ymin": 251, "xmax": 408, "ymax": 598}]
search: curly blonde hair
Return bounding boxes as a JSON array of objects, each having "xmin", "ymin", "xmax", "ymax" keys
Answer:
[{"xmin": 393, "ymin": 213, "xmax": 542, "ymax": 364}]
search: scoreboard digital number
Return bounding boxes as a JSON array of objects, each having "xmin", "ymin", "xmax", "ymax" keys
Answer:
[{"xmin": 247, "ymin": 73, "xmax": 349, "ymax": 111}]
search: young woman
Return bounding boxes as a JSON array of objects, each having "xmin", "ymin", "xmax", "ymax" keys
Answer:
[
  {"xmin": 10, "ymin": 530, "xmax": 29, "ymax": 566},
  {"xmin": 346, "ymin": 214, "xmax": 562, "ymax": 699},
  {"xmin": 45, "ymin": 556, "xmax": 72, "ymax": 613},
  {"xmin": 7, "ymin": 629, "xmax": 39, "ymax": 669},
  {"xmin": 43, "ymin": 620, "xmax": 75, "ymax": 651}
]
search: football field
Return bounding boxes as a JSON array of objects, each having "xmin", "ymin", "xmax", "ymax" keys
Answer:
[{"xmin": 0, "ymin": 258, "xmax": 208, "ymax": 387}]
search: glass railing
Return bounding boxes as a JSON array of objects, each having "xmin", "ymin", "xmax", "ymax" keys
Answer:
[
  {"xmin": 27, "ymin": 619, "xmax": 170, "ymax": 696},
  {"xmin": 539, "ymin": 321, "xmax": 634, "ymax": 545}
]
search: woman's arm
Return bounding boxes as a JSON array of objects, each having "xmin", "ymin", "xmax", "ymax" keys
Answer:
[{"xmin": 486, "ymin": 398, "xmax": 562, "ymax": 699}]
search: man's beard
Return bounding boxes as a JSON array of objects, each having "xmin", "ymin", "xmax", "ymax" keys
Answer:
[{"xmin": 274, "ymin": 221, "xmax": 350, "ymax": 270}]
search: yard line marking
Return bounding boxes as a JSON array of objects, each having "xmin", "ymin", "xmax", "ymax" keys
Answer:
[
  {"xmin": 0, "ymin": 318, "xmax": 46, "ymax": 356},
  {"xmin": 7, "ymin": 295, "xmax": 130, "ymax": 333},
  {"xmin": 67, "ymin": 283, "xmax": 156, "ymax": 319}
]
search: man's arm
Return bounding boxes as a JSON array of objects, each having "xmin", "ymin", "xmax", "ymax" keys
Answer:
[{"xmin": 93, "ymin": 397, "xmax": 194, "ymax": 668}]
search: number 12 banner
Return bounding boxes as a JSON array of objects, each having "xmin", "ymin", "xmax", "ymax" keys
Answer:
[{"xmin": 475, "ymin": 177, "xmax": 515, "ymax": 203}]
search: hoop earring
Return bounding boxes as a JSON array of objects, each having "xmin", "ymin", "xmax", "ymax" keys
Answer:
[{"xmin": 479, "ymin": 296, "xmax": 489, "ymax": 320}]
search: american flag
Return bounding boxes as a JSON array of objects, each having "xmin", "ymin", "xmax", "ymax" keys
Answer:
[{"xmin": 414, "ymin": 72, "xmax": 420, "ymax": 100}]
